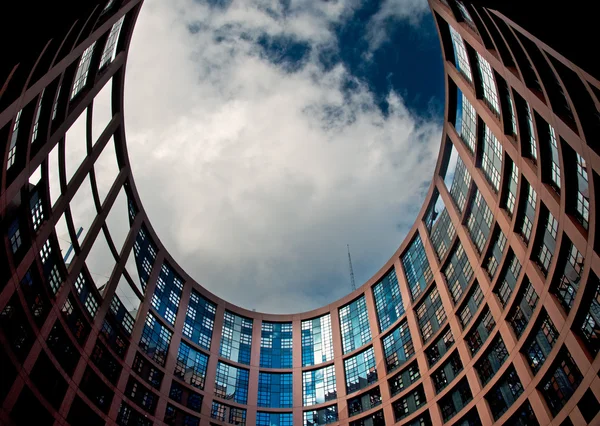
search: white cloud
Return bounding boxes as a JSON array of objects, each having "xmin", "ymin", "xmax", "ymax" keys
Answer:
[
  {"xmin": 365, "ymin": 0, "xmax": 431, "ymax": 56},
  {"xmin": 120, "ymin": 0, "xmax": 442, "ymax": 313}
]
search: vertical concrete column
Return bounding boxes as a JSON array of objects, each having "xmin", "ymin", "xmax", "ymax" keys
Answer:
[
  {"xmin": 512, "ymin": 351, "xmax": 533, "ymax": 389},
  {"xmin": 245, "ymin": 316, "xmax": 262, "ymax": 425},
  {"xmin": 475, "ymin": 397, "xmax": 495, "ymax": 425},
  {"xmin": 565, "ymin": 331, "xmax": 592, "ymax": 379},
  {"xmin": 292, "ymin": 316, "xmax": 304, "ymax": 426},
  {"xmin": 529, "ymin": 390, "xmax": 553, "ymax": 425}
]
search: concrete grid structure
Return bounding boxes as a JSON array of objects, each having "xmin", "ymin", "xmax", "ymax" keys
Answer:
[{"xmin": 1, "ymin": 0, "xmax": 600, "ymax": 425}]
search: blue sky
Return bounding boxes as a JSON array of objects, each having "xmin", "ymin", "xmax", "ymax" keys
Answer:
[
  {"xmin": 252, "ymin": 0, "xmax": 444, "ymax": 116},
  {"xmin": 328, "ymin": 0, "xmax": 444, "ymax": 116},
  {"xmin": 117, "ymin": 0, "xmax": 445, "ymax": 313}
]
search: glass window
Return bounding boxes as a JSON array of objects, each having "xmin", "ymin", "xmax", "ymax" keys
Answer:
[
  {"xmin": 211, "ymin": 401, "xmax": 226, "ymax": 422},
  {"xmin": 8, "ymin": 219, "xmax": 22, "ymax": 254},
  {"xmin": 485, "ymin": 366, "xmax": 523, "ymax": 421},
  {"xmin": 20, "ymin": 268, "xmax": 51, "ymax": 328},
  {"xmin": 174, "ymin": 341, "xmax": 208, "ymax": 390},
  {"xmin": 507, "ymin": 91, "xmax": 518, "ymax": 137},
  {"xmin": 100, "ymin": 316, "xmax": 128, "ymax": 359},
  {"xmin": 428, "ymin": 207, "xmax": 456, "ymax": 261},
  {"xmin": 477, "ymin": 53, "xmax": 500, "ymax": 114},
  {"xmin": 350, "ymin": 410, "xmax": 386, "ymax": 426},
  {"xmin": 481, "ymin": 125, "xmax": 503, "ymax": 192},
  {"xmin": 303, "ymin": 365, "xmax": 337, "ymax": 406},
  {"xmin": 388, "ymin": 362, "xmax": 420, "ymax": 396},
  {"xmin": 230, "ymin": 407, "xmax": 247, "ymax": 426},
  {"xmin": 169, "ymin": 381, "xmax": 183, "ymax": 403},
  {"xmin": 183, "ymin": 290, "xmax": 216, "ymax": 351},
  {"xmin": 258, "ymin": 372, "xmax": 293, "ymax": 408},
  {"xmin": 475, "ymin": 335, "xmax": 508, "ymax": 385},
  {"xmin": 260, "ymin": 321, "xmax": 293, "ymax": 368},
  {"xmin": 432, "ymin": 351, "xmax": 463, "ymax": 393},
  {"xmin": 438, "ymin": 378, "xmax": 472, "ymax": 421},
  {"xmin": 165, "ymin": 404, "xmax": 200, "ymax": 426},
  {"xmin": 187, "ymin": 394, "xmax": 202, "ymax": 415},
  {"xmin": 449, "ymin": 25, "xmax": 473, "ymax": 82},
  {"xmin": 443, "ymin": 242, "xmax": 474, "ymax": 303},
  {"xmin": 458, "ymin": 282, "xmax": 483, "ymax": 328},
  {"xmin": 99, "ymin": 16, "xmax": 125, "ymax": 68},
  {"xmin": 102, "ymin": 0, "xmax": 116, "ymax": 12},
  {"xmin": 344, "ymin": 347, "xmax": 378, "ymax": 394},
  {"xmin": 220, "ymin": 311, "xmax": 253, "ymax": 365},
  {"xmin": 382, "ymin": 320, "xmax": 415, "ymax": 372},
  {"xmin": 465, "ymin": 306, "xmax": 496, "ymax": 355},
  {"xmin": 302, "ymin": 314, "xmax": 334, "ymax": 366},
  {"xmin": 507, "ymin": 279, "xmax": 539, "ymax": 338},
  {"xmin": 257, "ymin": 412, "xmax": 293, "ymax": 426},
  {"xmin": 46, "ymin": 261, "xmax": 63, "ymax": 296},
  {"xmin": 453, "ymin": 409, "xmax": 481, "ymax": 426},
  {"xmin": 504, "ymin": 159, "xmax": 519, "ymax": 216},
  {"xmin": 303, "ymin": 405, "xmax": 338, "ymax": 426},
  {"xmin": 579, "ymin": 274, "xmax": 600, "ymax": 356},
  {"xmin": 392, "ymin": 385, "xmax": 426, "ymax": 421},
  {"xmin": 339, "ymin": 295, "xmax": 371, "ymax": 354},
  {"xmin": 214, "ymin": 361, "xmax": 249, "ymax": 405},
  {"xmin": 455, "ymin": 91, "xmax": 477, "ymax": 153},
  {"xmin": 52, "ymin": 85, "xmax": 62, "ymax": 121},
  {"xmin": 416, "ymin": 287, "xmax": 446, "ymax": 343},
  {"xmin": 575, "ymin": 152, "xmax": 590, "ymax": 229},
  {"xmin": 540, "ymin": 348, "xmax": 583, "ymax": 416},
  {"xmin": 71, "ymin": 42, "xmax": 97, "ymax": 99},
  {"xmin": 548, "ymin": 125, "xmax": 561, "ymax": 191},
  {"xmin": 523, "ymin": 311, "xmax": 558, "ymax": 374},
  {"xmin": 456, "ymin": 0, "xmax": 476, "ymax": 28},
  {"xmin": 117, "ymin": 402, "xmax": 151, "ymax": 426},
  {"xmin": 6, "ymin": 110, "xmax": 22, "ymax": 170},
  {"xmin": 211, "ymin": 401, "xmax": 246, "ymax": 426},
  {"xmin": 61, "ymin": 296, "xmax": 90, "ymax": 345},
  {"xmin": 524, "ymin": 103, "xmax": 538, "ymax": 161},
  {"xmin": 485, "ymin": 228, "xmax": 507, "ymax": 278},
  {"xmin": 139, "ymin": 312, "xmax": 172, "ymax": 367},
  {"xmin": 30, "ymin": 189, "xmax": 44, "ymax": 231},
  {"xmin": 151, "ymin": 262, "xmax": 183, "ymax": 326},
  {"xmin": 125, "ymin": 377, "xmax": 157, "ymax": 414},
  {"xmin": 132, "ymin": 353, "xmax": 162, "ymax": 389},
  {"xmin": 493, "ymin": 250, "xmax": 522, "ymax": 307},
  {"xmin": 535, "ymin": 209, "xmax": 558, "ymax": 275},
  {"xmin": 401, "ymin": 234, "xmax": 433, "ymax": 301},
  {"xmin": 551, "ymin": 240, "xmax": 584, "ymax": 313},
  {"xmin": 108, "ymin": 291, "xmax": 133, "ymax": 334},
  {"xmin": 449, "ymin": 156, "xmax": 471, "ymax": 213},
  {"xmin": 505, "ymin": 401, "xmax": 539, "ymax": 426},
  {"xmin": 133, "ymin": 226, "xmax": 157, "ymax": 291},
  {"xmin": 466, "ymin": 188, "xmax": 493, "ymax": 254},
  {"xmin": 372, "ymin": 268, "xmax": 404, "ymax": 332},
  {"xmin": 519, "ymin": 181, "xmax": 537, "ymax": 244},
  {"xmin": 348, "ymin": 386, "xmax": 382, "ymax": 417}
]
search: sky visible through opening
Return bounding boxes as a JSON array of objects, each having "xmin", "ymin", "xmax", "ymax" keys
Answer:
[{"xmin": 119, "ymin": 0, "xmax": 444, "ymax": 313}]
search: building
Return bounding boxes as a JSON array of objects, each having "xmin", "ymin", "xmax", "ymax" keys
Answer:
[{"xmin": 1, "ymin": 0, "xmax": 600, "ymax": 425}]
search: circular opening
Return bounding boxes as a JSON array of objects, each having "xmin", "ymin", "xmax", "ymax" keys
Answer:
[{"xmin": 124, "ymin": 0, "xmax": 444, "ymax": 312}]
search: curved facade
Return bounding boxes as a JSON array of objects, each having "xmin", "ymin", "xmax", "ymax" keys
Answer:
[{"xmin": 2, "ymin": 1, "xmax": 600, "ymax": 425}]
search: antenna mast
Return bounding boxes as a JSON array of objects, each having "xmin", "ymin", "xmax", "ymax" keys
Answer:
[{"xmin": 347, "ymin": 244, "xmax": 356, "ymax": 292}]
